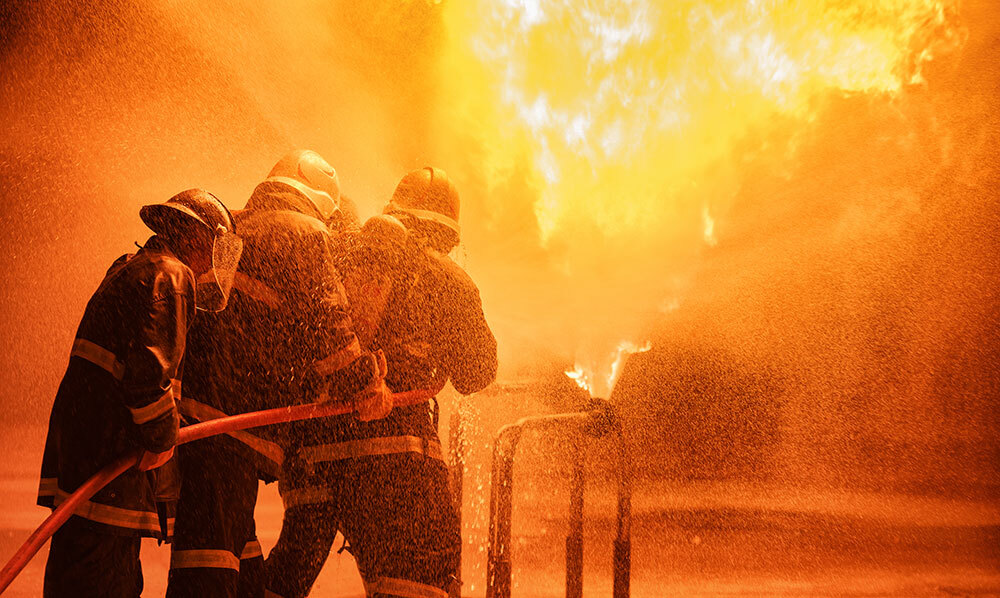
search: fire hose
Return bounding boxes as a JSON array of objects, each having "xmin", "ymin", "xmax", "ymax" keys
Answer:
[{"xmin": 0, "ymin": 389, "xmax": 433, "ymax": 595}]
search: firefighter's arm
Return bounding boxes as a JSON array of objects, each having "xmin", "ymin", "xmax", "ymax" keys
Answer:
[
  {"xmin": 121, "ymin": 283, "xmax": 191, "ymax": 455},
  {"xmin": 302, "ymin": 231, "xmax": 393, "ymax": 420},
  {"xmin": 309, "ymin": 291, "xmax": 393, "ymax": 420},
  {"xmin": 445, "ymin": 266, "xmax": 498, "ymax": 395}
]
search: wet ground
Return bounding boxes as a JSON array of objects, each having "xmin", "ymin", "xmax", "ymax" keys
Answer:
[{"xmin": 2, "ymin": 423, "xmax": 998, "ymax": 597}]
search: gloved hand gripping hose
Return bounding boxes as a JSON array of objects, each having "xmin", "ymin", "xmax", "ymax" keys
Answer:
[{"xmin": 0, "ymin": 390, "xmax": 433, "ymax": 594}]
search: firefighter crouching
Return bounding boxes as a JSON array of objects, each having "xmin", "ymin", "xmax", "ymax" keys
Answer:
[
  {"xmin": 265, "ymin": 167, "xmax": 498, "ymax": 598},
  {"xmin": 38, "ymin": 190, "xmax": 241, "ymax": 598},
  {"xmin": 165, "ymin": 150, "xmax": 392, "ymax": 598}
]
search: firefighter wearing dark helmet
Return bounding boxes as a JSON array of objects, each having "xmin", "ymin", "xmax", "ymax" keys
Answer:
[
  {"xmin": 166, "ymin": 150, "xmax": 392, "ymax": 598},
  {"xmin": 265, "ymin": 167, "xmax": 498, "ymax": 598},
  {"xmin": 38, "ymin": 189, "xmax": 241, "ymax": 598}
]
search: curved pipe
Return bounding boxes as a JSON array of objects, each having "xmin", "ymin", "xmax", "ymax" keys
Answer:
[
  {"xmin": 0, "ymin": 389, "xmax": 433, "ymax": 595},
  {"xmin": 485, "ymin": 407, "xmax": 632, "ymax": 598},
  {"xmin": 613, "ymin": 427, "xmax": 633, "ymax": 598}
]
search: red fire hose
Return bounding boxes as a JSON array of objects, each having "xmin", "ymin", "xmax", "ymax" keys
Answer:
[{"xmin": 0, "ymin": 390, "xmax": 432, "ymax": 595}]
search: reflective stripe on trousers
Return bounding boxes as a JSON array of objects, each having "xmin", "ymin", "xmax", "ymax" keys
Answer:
[
  {"xmin": 170, "ymin": 549, "xmax": 240, "ymax": 571},
  {"xmin": 280, "ymin": 485, "xmax": 336, "ymax": 509},
  {"xmin": 170, "ymin": 538, "xmax": 262, "ymax": 572},
  {"xmin": 364, "ymin": 576, "xmax": 449, "ymax": 598},
  {"xmin": 240, "ymin": 539, "xmax": 263, "ymax": 560}
]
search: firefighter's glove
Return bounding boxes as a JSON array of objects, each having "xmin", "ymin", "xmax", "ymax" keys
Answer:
[
  {"xmin": 353, "ymin": 350, "xmax": 393, "ymax": 422},
  {"xmin": 137, "ymin": 446, "xmax": 175, "ymax": 471}
]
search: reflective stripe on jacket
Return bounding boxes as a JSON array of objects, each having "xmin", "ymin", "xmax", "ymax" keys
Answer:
[
  {"xmin": 179, "ymin": 186, "xmax": 379, "ymax": 480},
  {"xmin": 37, "ymin": 237, "xmax": 192, "ymax": 538}
]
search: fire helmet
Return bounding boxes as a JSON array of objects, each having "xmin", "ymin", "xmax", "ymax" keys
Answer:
[
  {"xmin": 264, "ymin": 149, "xmax": 340, "ymax": 220},
  {"xmin": 384, "ymin": 167, "xmax": 460, "ymax": 252},
  {"xmin": 140, "ymin": 189, "xmax": 243, "ymax": 312},
  {"xmin": 140, "ymin": 188, "xmax": 236, "ymax": 240}
]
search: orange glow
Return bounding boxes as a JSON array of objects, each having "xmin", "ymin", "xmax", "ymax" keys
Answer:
[
  {"xmin": 443, "ymin": 0, "xmax": 961, "ymax": 242},
  {"xmin": 441, "ymin": 0, "xmax": 964, "ymax": 389},
  {"xmin": 566, "ymin": 339, "xmax": 652, "ymax": 397}
]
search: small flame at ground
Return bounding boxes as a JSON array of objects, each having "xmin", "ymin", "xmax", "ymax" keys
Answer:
[
  {"xmin": 566, "ymin": 340, "xmax": 653, "ymax": 398},
  {"xmin": 565, "ymin": 364, "xmax": 593, "ymax": 394}
]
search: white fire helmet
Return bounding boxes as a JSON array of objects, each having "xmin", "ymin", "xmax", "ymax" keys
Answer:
[
  {"xmin": 140, "ymin": 189, "xmax": 243, "ymax": 312},
  {"xmin": 264, "ymin": 149, "xmax": 341, "ymax": 220}
]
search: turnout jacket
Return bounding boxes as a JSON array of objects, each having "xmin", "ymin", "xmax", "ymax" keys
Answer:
[
  {"xmin": 180, "ymin": 182, "xmax": 379, "ymax": 480},
  {"xmin": 285, "ymin": 234, "xmax": 497, "ymax": 478},
  {"xmin": 38, "ymin": 236, "xmax": 192, "ymax": 538}
]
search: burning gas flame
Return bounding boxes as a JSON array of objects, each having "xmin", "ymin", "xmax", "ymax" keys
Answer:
[
  {"xmin": 442, "ymin": 0, "xmax": 962, "ymax": 243},
  {"xmin": 565, "ymin": 364, "xmax": 593, "ymax": 394},
  {"xmin": 566, "ymin": 340, "xmax": 653, "ymax": 397},
  {"xmin": 441, "ymin": 1, "xmax": 963, "ymax": 398}
]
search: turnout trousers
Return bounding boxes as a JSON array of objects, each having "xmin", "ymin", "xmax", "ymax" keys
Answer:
[
  {"xmin": 166, "ymin": 436, "xmax": 264, "ymax": 598},
  {"xmin": 43, "ymin": 517, "xmax": 142, "ymax": 598},
  {"xmin": 264, "ymin": 450, "xmax": 460, "ymax": 598}
]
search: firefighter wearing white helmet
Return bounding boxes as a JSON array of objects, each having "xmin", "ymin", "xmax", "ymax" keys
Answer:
[
  {"xmin": 166, "ymin": 151, "xmax": 392, "ymax": 598},
  {"xmin": 263, "ymin": 149, "xmax": 341, "ymax": 221},
  {"xmin": 265, "ymin": 167, "xmax": 497, "ymax": 598},
  {"xmin": 39, "ymin": 189, "xmax": 241, "ymax": 598}
]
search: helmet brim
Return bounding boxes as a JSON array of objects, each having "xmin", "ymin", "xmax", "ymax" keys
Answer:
[{"xmin": 140, "ymin": 203, "xmax": 210, "ymax": 238}]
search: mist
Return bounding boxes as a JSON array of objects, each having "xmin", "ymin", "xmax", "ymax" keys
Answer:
[{"xmin": 1, "ymin": 1, "xmax": 998, "ymax": 595}]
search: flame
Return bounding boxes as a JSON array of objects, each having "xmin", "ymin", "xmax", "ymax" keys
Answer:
[
  {"xmin": 441, "ymin": 1, "xmax": 963, "ymax": 395},
  {"xmin": 442, "ymin": 0, "xmax": 962, "ymax": 244},
  {"xmin": 566, "ymin": 340, "xmax": 653, "ymax": 397},
  {"xmin": 702, "ymin": 204, "xmax": 718, "ymax": 247},
  {"xmin": 565, "ymin": 364, "xmax": 593, "ymax": 394}
]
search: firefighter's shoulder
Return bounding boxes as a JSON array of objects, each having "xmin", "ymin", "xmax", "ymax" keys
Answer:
[
  {"xmin": 424, "ymin": 253, "xmax": 481, "ymax": 299},
  {"xmin": 129, "ymin": 243, "xmax": 196, "ymax": 304}
]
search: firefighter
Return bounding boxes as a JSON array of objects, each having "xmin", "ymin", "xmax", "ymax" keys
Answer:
[
  {"xmin": 37, "ymin": 189, "xmax": 242, "ymax": 598},
  {"xmin": 265, "ymin": 167, "xmax": 498, "ymax": 598},
  {"xmin": 165, "ymin": 150, "xmax": 392, "ymax": 598}
]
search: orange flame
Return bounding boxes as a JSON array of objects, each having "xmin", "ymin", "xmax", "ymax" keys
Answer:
[
  {"xmin": 566, "ymin": 340, "xmax": 653, "ymax": 397},
  {"xmin": 440, "ymin": 0, "xmax": 963, "ymax": 383},
  {"xmin": 442, "ymin": 0, "xmax": 962, "ymax": 243}
]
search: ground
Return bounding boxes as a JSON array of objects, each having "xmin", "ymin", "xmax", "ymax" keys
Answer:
[{"xmin": 2, "ymin": 423, "xmax": 998, "ymax": 597}]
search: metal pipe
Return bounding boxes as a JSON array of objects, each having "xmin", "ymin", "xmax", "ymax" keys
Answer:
[
  {"xmin": 485, "ymin": 411, "xmax": 594, "ymax": 598},
  {"xmin": 613, "ymin": 427, "xmax": 632, "ymax": 598},
  {"xmin": 448, "ymin": 408, "xmax": 465, "ymax": 598},
  {"xmin": 566, "ymin": 435, "xmax": 585, "ymax": 598},
  {"xmin": 484, "ymin": 404, "xmax": 633, "ymax": 598},
  {"xmin": 486, "ymin": 424, "xmax": 522, "ymax": 598}
]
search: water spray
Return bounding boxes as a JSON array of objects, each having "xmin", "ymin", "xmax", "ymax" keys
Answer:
[
  {"xmin": 0, "ymin": 390, "xmax": 433, "ymax": 595},
  {"xmin": 486, "ymin": 398, "xmax": 633, "ymax": 598}
]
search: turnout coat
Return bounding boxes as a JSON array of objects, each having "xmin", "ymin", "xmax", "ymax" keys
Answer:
[
  {"xmin": 178, "ymin": 182, "xmax": 380, "ymax": 480},
  {"xmin": 37, "ymin": 236, "xmax": 193, "ymax": 538},
  {"xmin": 283, "ymin": 231, "xmax": 498, "ymax": 494}
]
